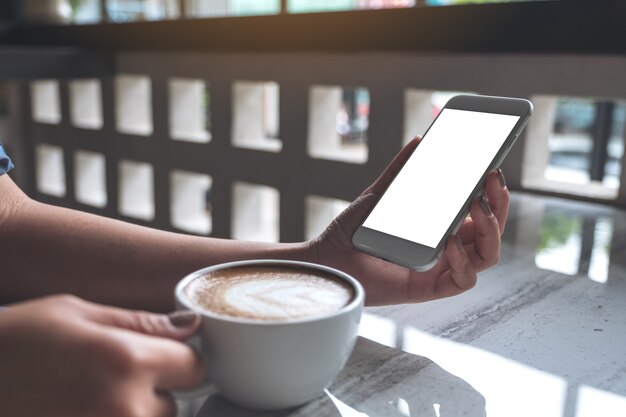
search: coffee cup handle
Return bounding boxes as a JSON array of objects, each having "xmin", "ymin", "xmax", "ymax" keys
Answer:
[{"xmin": 172, "ymin": 332, "xmax": 216, "ymax": 399}]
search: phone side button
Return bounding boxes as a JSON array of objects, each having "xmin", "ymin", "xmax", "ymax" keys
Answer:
[{"xmin": 450, "ymin": 221, "xmax": 463, "ymax": 236}]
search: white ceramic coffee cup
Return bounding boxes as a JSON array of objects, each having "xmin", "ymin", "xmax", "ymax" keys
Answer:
[{"xmin": 174, "ymin": 259, "xmax": 364, "ymax": 410}]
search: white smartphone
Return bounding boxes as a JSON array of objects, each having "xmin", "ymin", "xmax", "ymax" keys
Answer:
[{"xmin": 352, "ymin": 94, "xmax": 533, "ymax": 271}]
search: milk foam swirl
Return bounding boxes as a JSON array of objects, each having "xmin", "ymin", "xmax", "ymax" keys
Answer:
[{"xmin": 184, "ymin": 266, "xmax": 354, "ymax": 321}]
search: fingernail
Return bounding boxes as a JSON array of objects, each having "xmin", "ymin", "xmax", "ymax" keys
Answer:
[
  {"xmin": 455, "ymin": 234, "xmax": 464, "ymax": 251},
  {"xmin": 480, "ymin": 193, "xmax": 493, "ymax": 217},
  {"xmin": 497, "ymin": 168, "xmax": 507, "ymax": 188},
  {"xmin": 168, "ymin": 310, "xmax": 199, "ymax": 327}
]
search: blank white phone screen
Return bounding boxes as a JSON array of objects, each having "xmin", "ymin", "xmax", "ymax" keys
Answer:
[{"xmin": 363, "ymin": 108, "xmax": 519, "ymax": 248}]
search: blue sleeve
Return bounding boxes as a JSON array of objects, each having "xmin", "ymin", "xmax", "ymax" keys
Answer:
[{"xmin": 0, "ymin": 143, "xmax": 15, "ymax": 176}]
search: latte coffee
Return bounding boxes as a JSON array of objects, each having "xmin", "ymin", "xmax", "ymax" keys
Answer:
[
  {"xmin": 175, "ymin": 260, "xmax": 364, "ymax": 409},
  {"xmin": 184, "ymin": 265, "xmax": 355, "ymax": 321}
]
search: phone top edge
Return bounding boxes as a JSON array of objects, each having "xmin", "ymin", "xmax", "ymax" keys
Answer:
[{"xmin": 445, "ymin": 94, "xmax": 533, "ymax": 117}]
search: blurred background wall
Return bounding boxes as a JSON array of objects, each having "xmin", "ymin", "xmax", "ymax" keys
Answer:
[{"xmin": 1, "ymin": 0, "xmax": 625, "ymax": 243}]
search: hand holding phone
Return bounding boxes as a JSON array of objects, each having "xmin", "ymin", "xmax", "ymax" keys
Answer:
[{"xmin": 352, "ymin": 95, "xmax": 532, "ymax": 271}]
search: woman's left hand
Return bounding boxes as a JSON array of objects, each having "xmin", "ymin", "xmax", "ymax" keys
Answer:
[{"xmin": 308, "ymin": 137, "xmax": 509, "ymax": 306}]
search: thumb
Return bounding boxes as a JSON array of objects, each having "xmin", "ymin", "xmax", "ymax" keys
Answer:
[
  {"xmin": 363, "ymin": 136, "xmax": 420, "ymax": 196},
  {"xmin": 327, "ymin": 192, "xmax": 380, "ymax": 239},
  {"xmin": 320, "ymin": 137, "xmax": 421, "ymax": 240},
  {"xmin": 88, "ymin": 305, "xmax": 201, "ymax": 340}
]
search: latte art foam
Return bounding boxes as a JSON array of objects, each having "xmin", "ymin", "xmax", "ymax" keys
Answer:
[{"xmin": 185, "ymin": 266, "xmax": 354, "ymax": 321}]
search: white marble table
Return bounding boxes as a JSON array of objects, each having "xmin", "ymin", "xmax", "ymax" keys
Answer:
[{"xmin": 177, "ymin": 192, "xmax": 626, "ymax": 417}]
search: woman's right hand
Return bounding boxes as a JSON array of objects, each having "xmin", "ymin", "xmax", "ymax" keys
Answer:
[{"xmin": 0, "ymin": 295, "xmax": 205, "ymax": 417}]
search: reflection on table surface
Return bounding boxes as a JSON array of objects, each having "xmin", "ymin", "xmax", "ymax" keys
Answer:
[
  {"xmin": 180, "ymin": 337, "xmax": 486, "ymax": 417},
  {"xmin": 177, "ymin": 192, "xmax": 626, "ymax": 417}
]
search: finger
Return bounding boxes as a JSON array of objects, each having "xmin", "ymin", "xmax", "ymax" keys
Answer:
[
  {"xmin": 130, "ymin": 334, "xmax": 206, "ymax": 391},
  {"xmin": 152, "ymin": 391, "xmax": 178, "ymax": 417},
  {"xmin": 464, "ymin": 193, "xmax": 501, "ymax": 272},
  {"xmin": 435, "ymin": 235, "xmax": 476, "ymax": 298},
  {"xmin": 88, "ymin": 305, "xmax": 201, "ymax": 341},
  {"xmin": 457, "ymin": 216, "xmax": 476, "ymax": 245},
  {"xmin": 90, "ymin": 306, "xmax": 206, "ymax": 390},
  {"xmin": 364, "ymin": 137, "xmax": 421, "ymax": 195},
  {"xmin": 112, "ymin": 376, "xmax": 184, "ymax": 417},
  {"xmin": 458, "ymin": 169, "xmax": 509, "ymax": 242},
  {"xmin": 484, "ymin": 169, "xmax": 510, "ymax": 234}
]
